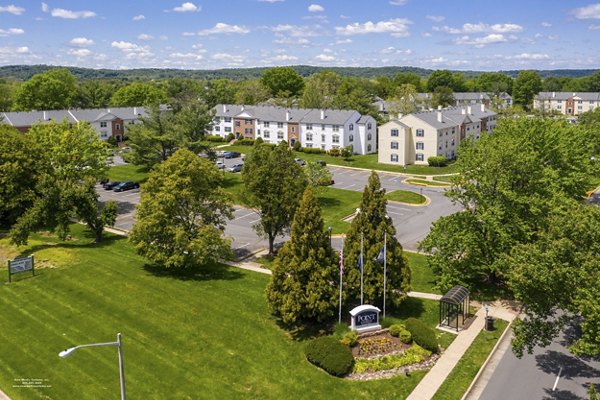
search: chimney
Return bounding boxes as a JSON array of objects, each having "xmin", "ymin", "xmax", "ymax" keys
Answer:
[
  {"xmin": 107, "ymin": 108, "xmax": 110, "ymax": 113},
  {"xmin": 437, "ymin": 105, "xmax": 442, "ymax": 111},
  {"xmin": 481, "ymin": 103, "xmax": 485, "ymax": 112},
  {"xmin": 240, "ymin": 105, "xmax": 244, "ymax": 112},
  {"xmin": 134, "ymin": 107, "xmax": 137, "ymax": 115},
  {"xmin": 320, "ymin": 109, "xmax": 325, "ymax": 120},
  {"xmin": 43, "ymin": 111, "xmax": 47, "ymax": 120},
  {"xmin": 461, "ymin": 108, "xmax": 466, "ymax": 115},
  {"xmin": 286, "ymin": 110, "xmax": 290, "ymax": 121},
  {"xmin": 437, "ymin": 111, "xmax": 442, "ymax": 123},
  {"xmin": 467, "ymin": 105, "xmax": 472, "ymax": 114},
  {"xmin": 552, "ymin": 92, "xmax": 555, "ymax": 98},
  {"xmin": 222, "ymin": 104, "xmax": 227, "ymax": 113},
  {"xmin": 397, "ymin": 113, "xmax": 403, "ymax": 120}
]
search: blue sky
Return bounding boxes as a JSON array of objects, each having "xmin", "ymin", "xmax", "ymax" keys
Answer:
[{"xmin": 1, "ymin": 0, "xmax": 599, "ymax": 71}]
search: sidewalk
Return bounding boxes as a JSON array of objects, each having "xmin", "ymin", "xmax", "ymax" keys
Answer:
[{"xmin": 406, "ymin": 301, "xmax": 519, "ymax": 400}]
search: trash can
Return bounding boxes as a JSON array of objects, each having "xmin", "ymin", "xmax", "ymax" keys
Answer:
[{"xmin": 485, "ymin": 316, "xmax": 494, "ymax": 331}]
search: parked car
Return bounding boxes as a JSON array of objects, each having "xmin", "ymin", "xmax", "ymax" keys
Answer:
[
  {"xmin": 103, "ymin": 181, "xmax": 121, "ymax": 190},
  {"xmin": 226, "ymin": 163, "xmax": 244, "ymax": 173},
  {"xmin": 100, "ymin": 178, "xmax": 109, "ymax": 185},
  {"xmin": 223, "ymin": 151, "xmax": 241, "ymax": 159},
  {"xmin": 113, "ymin": 181, "xmax": 139, "ymax": 192},
  {"xmin": 294, "ymin": 158, "xmax": 306, "ymax": 166},
  {"xmin": 215, "ymin": 161, "xmax": 225, "ymax": 169}
]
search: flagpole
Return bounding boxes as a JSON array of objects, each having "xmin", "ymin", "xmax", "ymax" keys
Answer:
[
  {"xmin": 339, "ymin": 236, "xmax": 344, "ymax": 324},
  {"xmin": 360, "ymin": 233, "xmax": 364, "ymax": 305},
  {"xmin": 383, "ymin": 231, "xmax": 387, "ymax": 319}
]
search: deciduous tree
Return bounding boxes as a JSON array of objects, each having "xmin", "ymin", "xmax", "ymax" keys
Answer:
[
  {"xmin": 512, "ymin": 70, "xmax": 542, "ymax": 110},
  {"xmin": 260, "ymin": 67, "xmax": 304, "ymax": 98},
  {"xmin": 129, "ymin": 149, "xmax": 233, "ymax": 268},
  {"xmin": 14, "ymin": 68, "xmax": 77, "ymax": 111},
  {"xmin": 110, "ymin": 82, "xmax": 167, "ymax": 107}
]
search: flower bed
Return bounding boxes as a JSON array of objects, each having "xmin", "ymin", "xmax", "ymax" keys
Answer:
[
  {"xmin": 352, "ymin": 331, "xmax": 408, "ymax": 358},
  {"xmin": 353, "ymin": 344, "xmax": 431, "ymax": 373}
]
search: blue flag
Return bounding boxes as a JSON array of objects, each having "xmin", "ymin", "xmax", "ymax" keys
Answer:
[
  {"xmin": 357, "ymin": 253, "xmax": 363, "ymax": 272},
  {"xmin": 376, "ymin": 245, "xmax": 385, "ymax": 264}
]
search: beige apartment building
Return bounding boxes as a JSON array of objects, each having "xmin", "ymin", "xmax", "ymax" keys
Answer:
[{"xmin": 534, "ymin": 92, "xmax": 600, "ymax": 115}]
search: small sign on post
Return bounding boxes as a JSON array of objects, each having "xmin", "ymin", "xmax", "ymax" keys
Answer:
[{"xmin": 7, "ymin": 256, "xmax": 35, "ymax": 283}]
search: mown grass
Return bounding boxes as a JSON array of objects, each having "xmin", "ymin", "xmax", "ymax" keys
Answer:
[
  {"xmin": 431, "ymin": 319, "xmax": 509, "ymax": 400},
  {"xmin": 386, "ymin": 190, "xmax": 426, "ymax": 205},
  {"xmin": 0, "ymin": 225, "xmax": 432, "ymax": 400},
  {"xmin": 106, "ymin": 164, "xmax": 151, "ymax": 183},
  {"xmin": 432, "ymin": 176, "xmax": 456, "ymax": 183},
  {"xmin": 405, "ymin": 251, "xmax": 438, "ymax": 294},
  {"xmin": 315, "ymin": 187, "xmax": 362, "ymax": 234}
]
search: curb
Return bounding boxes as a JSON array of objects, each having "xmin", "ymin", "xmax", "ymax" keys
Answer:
[{"xmin": 460, "ymin": 319, "xmax": 514, "ymax": 400}]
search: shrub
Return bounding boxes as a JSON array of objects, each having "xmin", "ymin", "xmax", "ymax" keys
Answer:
[
  {"xmin": 225, "ymin": 133, "xmax": 235, "ymax": 142},
  {"xmin": 238, "ymin": 138, "xmax": 255, "ymax": 146},
  {"xmin": 340, "ymin": 331, "xmax": 359, "ymax": 347},
  {"xmin": 389, "ymin": 324, "xmax": 405, "ymax": 337},
  {"xmin": 333, "ymin": 322, "xmax": 350, "ymax": 338},
  {"xmin": 254, "ymin": 137, "xmax": 264, "ymax": 146},
  {"xmin": 293, "ymin": 140, "xmax": 302, "ymax": 151},
  {"xmin": 405, "ymin": 318, "xmax": 439, "ymax": 353},
  {"xmin": 399, "ymin": 329, "xmax": 412, "ymax": 344},
  {"xmin": 206, "ymin": 135, "xmax": 224, "ymax": 142},
  {"xmin": 427, "ymin": 156, "xmax": 448, "ymax": 167},
  {"xmin": 328, "ymin": 148, "xmax": 341, "ymax": 157},
  {"xmin": 305, "ymin": 336, "xmax": 354, "ymax": 377},
  {"xmin": 301, "ymin": 147, "xmax": 326, "ymax": 154},
  {"xmin": 107, "ymin": 136, "xmax": 118, "ymax": 147},
  {"xmin": 341, "ymin": 146, "xmax": 353, "ymax": 160},
  {"xmin": 353, "ymin": 345, "xmax": 431, "ymax": 373}
]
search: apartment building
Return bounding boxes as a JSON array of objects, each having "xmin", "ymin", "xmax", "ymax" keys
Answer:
[
  {"xmin": 533, "ymin": 92, "xmax": 600, "ymax": 115},
  {"xmin": 212, "ymin": 104, "xmax": 377, "ymax": 155},
  {"xmin": 1, "ymin": 107, "xmax": 147, "ymax": 142},
  {"xmin": 378, "ymin": 104, "xmax": 497, "ymax": 166}
]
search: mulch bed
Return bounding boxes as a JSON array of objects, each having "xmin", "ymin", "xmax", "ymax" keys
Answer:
[{"xmin": 352, "ymin": 331, "xmax": 410, "ymax": 358}]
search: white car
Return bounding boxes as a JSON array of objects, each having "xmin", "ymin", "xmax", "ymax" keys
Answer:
[{"xmin": 215, "ymin": 161, "xmax": 225, "ymax": 169}]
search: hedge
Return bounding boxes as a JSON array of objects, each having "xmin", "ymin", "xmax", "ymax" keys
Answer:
[
  {"xmin": 427, "ymin": 156, "xmax": 448, "ymax": 167},
  {"xmin": 300, "ymin": 147, "xmax": 326, "ymax": 154},
  {"xmin": 405, "ymin": 318, "xmax": 439, "ymax": 353},
  {"xmin": 353, "ymin": 344, "xmax": 431, "ymax": 373},
  {"xmin": 206, "ymin": 135, "xmax": 225, "ymax": 142},
  {"xmin": 305, "ymin": 336, "xmax": 354, "ymax": 377}
]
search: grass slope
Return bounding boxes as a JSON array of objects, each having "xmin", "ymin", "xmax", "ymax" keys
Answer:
[
  {"xmin": 0, "ymin": 225, "xmax": 430, "ymax": 400},
  {"xmin": 405, "ymin": 252, "xmax": 438, "ymax": 294}
]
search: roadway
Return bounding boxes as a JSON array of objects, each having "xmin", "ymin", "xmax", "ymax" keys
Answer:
[{"xmin": 98, "ymin": 160, "xmax": 461, "ymax": 257}]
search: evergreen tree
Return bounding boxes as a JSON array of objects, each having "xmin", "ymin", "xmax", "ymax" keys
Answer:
[
  {"xmin": 265, "ymin": 187, "xmax": 339, "ymax": 326},
  {"xmin": 343, "ymin": 172, "xmax": 410, "ymax": 307}
]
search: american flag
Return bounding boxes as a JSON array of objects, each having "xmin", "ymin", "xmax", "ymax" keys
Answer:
[{"xmin": 339, "ymin": 245, "xmax": 344, "ymax": 274}]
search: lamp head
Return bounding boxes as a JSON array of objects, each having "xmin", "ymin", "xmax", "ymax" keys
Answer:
[{"xmin": 59, "ymin": 348, "xmax": 76, "ymax": 358}]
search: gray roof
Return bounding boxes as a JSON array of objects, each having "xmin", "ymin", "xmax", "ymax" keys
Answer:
[
  {"xmin": 535, "ymin": 92, "xmax": 600, "ymax": 101},
  {"xmin": 453, "ymin": 92, "xmax": 512, "ymax": 101},
  {"xmin": 403, "ymin": 104, "xmax": 496, "ymax": 129},
  {"xmin": 2, "ymin": 106, "xmax": 148, "ymax": 127},
  {"xmin": 215, "ymin": 104, "xmax": 363, "ymax": 126}
]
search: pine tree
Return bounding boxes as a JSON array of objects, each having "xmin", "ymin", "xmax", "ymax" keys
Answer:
[
  {"xmin": 265, "ymin": 187, "xmax": 339, "ymax": 326},
  {"xmin": 343, "ymin": 171, "xmax": 411, "ymax": 307}
]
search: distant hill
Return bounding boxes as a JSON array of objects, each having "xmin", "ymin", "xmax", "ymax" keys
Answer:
[{"xmin": 0, "ymin": 64, "xmax": 597, "ymax": 81}]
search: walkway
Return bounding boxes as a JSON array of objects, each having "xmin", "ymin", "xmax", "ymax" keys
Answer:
[{"xmin": 406, "ymin": 301, "xmax": 519, "ymax": 400}]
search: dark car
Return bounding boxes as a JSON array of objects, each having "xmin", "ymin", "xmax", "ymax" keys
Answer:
[
  {"xmin": 294, "ymin": 158, "xmax": 306, "ymax": 166},
  {"xmin": 103, "ymin": 181, "xmax": 121, "ymax": 190},
  {"xmin": 226, "ymin": 163, "xmax": 244, "ymax": 173},
  {"xmin": 113, "ymin": 181, "xmax": 139, "ymax": 192},
  {"xmin": 223, "ymin": 151, "xmax": 241, "ymax": 159},
  {"xmin": 100, "ymin": 178, "xmax": 109, "ymax": 185}
]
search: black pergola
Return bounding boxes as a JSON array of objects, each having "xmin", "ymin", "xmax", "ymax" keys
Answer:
[{"xmin": 439, "ymin": 285, "xmax": 470, "ymax": 332}]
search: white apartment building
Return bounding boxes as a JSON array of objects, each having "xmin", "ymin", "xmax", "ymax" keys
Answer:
[
  {"xmin": 533, "ymin": 92, "xmax": 600, "ymax": 115},
  {"xmin": 211, "ymin": 104, "xmax": 377, "ymax": 155},
  {"xmin": 378, "ymin": 104, "xmax": 497, "ymax": 166}
]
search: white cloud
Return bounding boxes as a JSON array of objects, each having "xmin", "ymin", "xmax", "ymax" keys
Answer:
[
  {"xmin": 273, "ymin": 54, "xmax": 298, "ymax": 61},
  {"xmin": 308, "ymin": 4, "xmax": 324, "ymax": 12},
  {"xmin": 434, "ymin": 22, "xmax": 523, "ymax": 34},
  {"xmin": 426, "ymin": 15, "xmax": 445, "ymax": 23},
  {"xmin": 589, "ymin": 24, "xmax": 600, "ymax": 30},
  {"xmin": 16, "ymin": 46, "xmax": 29, "ymax": 53},
  {"xmin": 315, "ymin": 53, "xmax": 335, "ymax": 61},
  {"xmin": 69, "ymin": 37, "xmax": 94, "ymax": 47},
  {"xmin": 489, "ymin": 23, "xmax": 523, "ymax": 33},
  {"xmin": 169, "ymin": 52, "xmax": 203, "ymax": 60},
  {"xmin": 69, "ymin": 48, "xmax": 92, "ymax": 57},
  {"xmin": 0, "ymin": 5, "xmax": 25, "ymax": 15},
  {"xmin": 172, "ymin": 2, "xmax": 200, "ymax": 13},
  {"xmin": 196, "ymin": 23, "xmax": 249, "ymax": 35},
  {"xmin": 212, "ymin": 53, "xmax": 244, "ymax": 64},
  {"xmin": 333, "ymin": 38, "xmax": 352, "ymax": 45},
  {"xmin": 573, "ymin": 3, "xmax": 600, "ymax": 19},
  {"xmin": 455, "ymin": 33, "xmax": 509, "ymax": 47},
  {"xmin": 41, "ymin": 2, "xmax": 48, "ymax": 12},
  {"xmin": 335, "ymin": 18, "xmax": 412, "ymax": 37},
  {"xmin": 0, "ymin": 27, "xmax": 24, "ymax": 36},
  {"xmin": 541, "ymin": 22, "xmax": 552, "ymax": 27},
  {"xmin": 389, "ymin": 0, "xmax": 407, "ymax": 5},
  {"xmin": 137, "ymin": 33, "xmax": 154, "ymax": 41},
  {"xmin": 111, "ymin": 41, "xmax": 153, "ymax": 59},
  {"xmin": 270, "ymin": 24, "xmax": 321, "ymax": 37},
  {"xmin": 509, "ymin": 53, "xmax": 549, "ymax": 60},
  {"xmin": 381, "ymin": 46, "xmax": 412, "ymax": 55},
  {"xmin": 132, "ymin": 14, "xmax": 145, "ymax": 21},
  {"xmin": 273, "ymin": 37, "xmax": 310, "ymax": 46},
  {"xmin": 51, "ymin": 8, "xmax": 96, "ymax": 19}
]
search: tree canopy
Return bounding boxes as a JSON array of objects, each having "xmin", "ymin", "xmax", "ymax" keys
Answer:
[
  {"xmin": 129, "ymin": 148, "xmax": 233, "ymax": 268},
  {"xmin": 512, "ymin": 71, "xmax": 542, "ymax": 110},
  {"xmin": 260, "ymin": 67, "xmax": 305, "ymax": 98},
  {"xmin": 14, "ymin": 68, "xmax": 78, "ymax": 111},
  {"xmin": 110, "ymin": 82, "xmax": 167, "ymax": 107}
]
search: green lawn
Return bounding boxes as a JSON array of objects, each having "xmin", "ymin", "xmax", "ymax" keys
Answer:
[
  {"xmin": 405, "ymin": 179, "xmax": 450, "ymax": 187},
  {"xmin": 315, "ymin": 187, "xmax": 362, "ymax": 234},
  {"xmin": 107, "ymin": 164, "xmax": 150, "ymax": 183},
  {"xmin": 386, "ymin": 190, "xmax": 426, "ymax": 205},
  {"xmin": 432, "ymin": 319, "xmax": 510, "ymax": 400},
  {"xmin": 432, "ymin": 176, "xmax": 456, "ymax": 183},
  {"xmin": 405, "ymin": 252, "xmax": 438, "ymax": 294},
  {"xmin": 220, "ymin": 145, "xmax": 458, "ymax": 176}
]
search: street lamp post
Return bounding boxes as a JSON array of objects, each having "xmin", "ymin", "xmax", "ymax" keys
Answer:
[
  {"xmin": 59, "ymin": 333, "xmax": 126, "ymax": 400},
  {"xmin": 328, "ymin": 226, "xmax": 332, "ymax": 248}
]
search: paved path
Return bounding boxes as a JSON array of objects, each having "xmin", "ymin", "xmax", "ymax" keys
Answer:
[{"xmin": 407, "ymin": 301, "xmax": 519, "ymax": 400}]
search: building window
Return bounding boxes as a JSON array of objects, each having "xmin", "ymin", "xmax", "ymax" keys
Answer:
[
  {"xmin": 391, "ymin": 154, "xmax": 398, "ymax": 162},
  {"xmin": 416, "ymin": 142, "xmax": 424, "ymax": 150},
  {"xmin": 321, "ymin": 134, "xmax": 325, "ymax": 142},
  {"xmin": 100, "ymin": 121, "xmax": 107, "ymax": 128},
  {"xmin": 235, "ymin": 121, "xmax": 241, "ymax": 127},
  {"xmin": 306, "ymin": 124, "xmax": 313, "ymax": 130},
  {"xmin": 129, "ymin": 120, "xmax": 135, "ymax": 125},
  {"xmin": 215, "ymin": 126, "xmax": 220, "ymax": 132},
  {"xmin": 333, "ymin": 125, "xmax": 339, "ymax": 132},
  {"xmin": 245, "ymin": 119, "xmax": 252, "ymax": 125},
  {"xmin": 306, "ymin": 133, "xmax": 313, "ymax": 141},
  {"xmin": 277, "ymin": 122, "xmax": 283, "ymax": 128},
  {"xmin": 439, "ymin": 131, "xmax": 443, "ymax": 137},
  {"xmin": 391, "ymin": 141, "xmax": 399, "ymax": 149},
  {"xmin": 367, "ymin": 144, "xmax": 372, "ymax": 152},
  {"xmin": 263, "ymin": 121, "xmax": 270, "ymax": 127},
  {"xmin": 264, "ymin": 130, "xmax": 270, "ymax": 138},
  {"xmin": 349, "ymin": 134, "xmax": 354, "ymax": 142},
  {"xmin": 305, "ymin": 143, "xmax": 313, "ymax": 148},
  {"xmin": 578, "ymin": 100, "xmax": 583, "ymax": 104},
  {"xmin": 277, "ymin": 131, "xmax": 284, "ymax": 139},
  {"xmin": 349, "ymin": 123, "xmax": 354, "ymax": 131},
  {"xmin": 116, "ymin": 124, "xmax": 121, "ymax": 130},
  {"xmin": 332, "ymin": 135, "xmax": 340, "ymax": 143},
  {"xmin": 245, "ymin": 128, "xmax": 253, "ymax": 134},
  {"xmin": 367, "ymin": 123, "xmax": 372, "ymax": 130},
  {"xmin": 321, "ymin": 124, "xmax": 326, "ymax": 130},
  {"xmin": 451, "ymin": 139, "xmax": 455, "ymax": 146},
  {"xmin": 391, "ymin": 129, "xmax": 399, "ymax": 137},
  {"xmin": 416, "ymin": 153, "xmax": 424, "ymax": 161},
  {"xmin": 214, "ymin": 117, "xmax": 221, "ymax": 123},
  {"xmin": 321, "ymin": 144, "xmax": 326, "ymax": 150},
  {"xmin": 224, "ymin": 117, "xmax": 232, "ymax": 123},
  {"xmin": 100, "ymin": 131, "xmax": 108, "ymax": 138},
  {"xmin": 452, "ymin": 128, "xmax": 455, "ymax": 134},
  {"xmin": 416, "ymin": 129, "xmax": 424, "ymax": 137},
  {"xmin": 367, "ymin": 133, "xmax": 372, "ymax": 140},
  {"xmin": 225, "ymin": 127, "xmax": 232, "ymax": 133}
]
